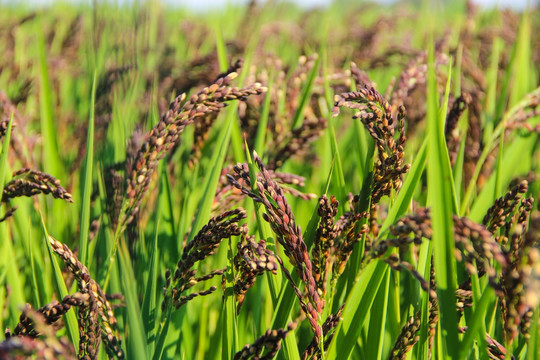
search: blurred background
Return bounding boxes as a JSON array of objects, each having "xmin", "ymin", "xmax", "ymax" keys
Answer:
[{"xmin": 0, "ymin": 0, "xmax": 535, "ymax": 10}]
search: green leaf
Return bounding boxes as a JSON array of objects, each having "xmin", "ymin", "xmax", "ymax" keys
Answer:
[
  {"xmin": 142, "ymin": 220, "xmax": 160, "ymax": 354},
  {"xmin": 321, "ymin": 47, "xmax": 346, "ymax": 204},
  {"xmin": 78, "ymin": 71, "xmax": 96, "ymax": 268},
  {"xmin": 221, "ymin": 239, "xmax": 239, "ymax": 360},
  {"xmin": 326, "ymin": 260, "xmax": 389, "ymax": 359},
  {"xmin": 426, "ymin": 44, "xmax": 459, "ymax": 358},
  {"xmin": 37, "ymin": 24, "xmax": 62, "ymax": 179},
  {"xmin": 186, "ymin": 108, "xmax": 234, "ymax": 243},
  {"xmin": 365, "ymin": 269, "xmax": 391, "ymax": 360},
  {"xmin": 118, "ymin": 239, "xmax": 149, "ymax": 360},
  {"xmin": 468, "ymin": 134, "xmax": 537, "ymax": 223},
  {"xmin": 254, "ymin": 74, "xmax": 273, "ymax": 157},
  {"xmin": 414, "ymin": 240, "xmax": 433, "ymax": 360},
  {"xmin": 459, "ymin": 278, "xmax": 494, "ymax": 359},
  {"xmin": 0, "ymin": 116, "xmax": 26, "ymax": 327},
  {"xmin": 215, "ymin": 26, "xmax": 228, "ymax": 73},
  {"xmin": 291, "ymin": 54, "xmax": 320, "ymax": 129}
]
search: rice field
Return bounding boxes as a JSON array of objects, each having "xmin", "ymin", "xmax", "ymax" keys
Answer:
[{"xmin": 0, "ymin": 0, "xmax": 539, "ymax": 359}]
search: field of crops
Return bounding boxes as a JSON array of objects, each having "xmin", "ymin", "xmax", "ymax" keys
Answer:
[{"xmin": 0, "ymin": 0, "xmax": 539, "ymax": 359}]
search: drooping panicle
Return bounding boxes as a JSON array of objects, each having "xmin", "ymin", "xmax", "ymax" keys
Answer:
[
  {"xmin": 234, "ymin": 323, "xmax": 295, "ymax": 360},
  {"xmin": 233, "ymin": 232, "xmax": 278, "ymax": 313},
  {"xmin": 333, "ymin": 86, "xmax": 410, "ymax": 206},
  {"xmin": 301, "ymin": 305, "xmax": 344, "ymax": 360},
  {"xmin": 267, "ymin": 117, "xmax": 327, "ymax": 170},
  {"xmin": 47, "ymin": 236, "xmax": 124, "ymax": 359},
  {"xmin": 311, "ymin": 195, "xmax": 338, "ymax": 298},
  {"xmin": 390, "ymin": 311, "xmax": 421, "ymax": 360},
  {"xmin": 445, "ymin": 93, "xmax": 471, "ymax": 165},
  {"xmin": 2, "ymin": 309, "xmax": 77, "ymax": 360},
  {"xmin": 227, "ymin": 152, "xmax": 323, "ymax": 341},
  {"xmin": 14, "ymin": 292, "xmax": 91, "ymax": 338},
  {"xmin": 162, "ymin": 209, "xmax": 247, "ymax": 310},
  {"xmin": 121, "ymin": 64, "xmax": 267, "ymax": 228},
  {"xmin": 2, "ymin": 168, "xmax": 73, "ymax": 203}
]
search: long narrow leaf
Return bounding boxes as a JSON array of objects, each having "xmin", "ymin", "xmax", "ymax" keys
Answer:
[
  {"xmin": 118, "ymin": 239, "xmax": 149, "ymax": 360},
  {"xmin": 426, "ymin": 44, "xmax": 459, "ymax": 358},
  {"xmin": 291, "ymin": 54, "xmax": 320, "ymax": 129},
  {"xmin": 78, "ymin": 71, "xmax": 97, "ymax": 268},
  {"xmin": 326, "ymin": 260, "xmax": 389, "ymax": 359}
]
